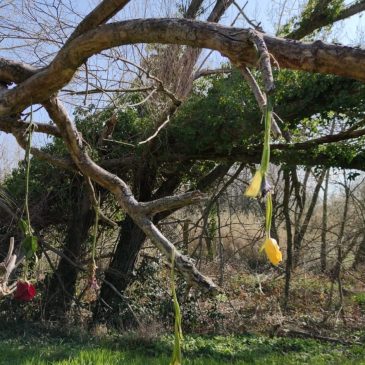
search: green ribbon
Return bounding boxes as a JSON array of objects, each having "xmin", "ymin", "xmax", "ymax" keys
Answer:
[
  {"xmin": 170, "ymin": 250, "xmax": 183, "ymax": 365},
  {"xmin": 262, "ymin": 96, "xmax": 273, "ymax": 239}
]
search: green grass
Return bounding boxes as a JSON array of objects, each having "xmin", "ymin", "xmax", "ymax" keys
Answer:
[{"xmin": 0, "ymin": 330, "xmax": 364, "ymax": 365}]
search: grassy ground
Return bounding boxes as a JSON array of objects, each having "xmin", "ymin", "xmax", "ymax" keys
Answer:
[{"xmin": 0, "ymin": 328, "xmax": 364, "ymax": 365}]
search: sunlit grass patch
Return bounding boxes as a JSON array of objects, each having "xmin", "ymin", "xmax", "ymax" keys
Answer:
[{"xmin": 0, "ymin": 332, "xmax": 364, "ymax": 365}]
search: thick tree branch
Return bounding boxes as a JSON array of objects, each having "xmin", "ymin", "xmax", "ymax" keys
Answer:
[
  {"xmin": 141, "ymin": 190, "xmax": 207, "ymax": 215},
  {"xmin": 0, "ymin": 117, "xmax": 61, "ymax": 137},
  {"xmin": 335, "ymin": 0, "xmax": 365, "ymax": 21},
  {"xmin": 287, "ymin": 0, "xmax": 365, "ymax": 40},
  {"xmin": 61, "ymin": 86, "xmax": 154, "ymax": 96},
  {"xmin": 0, "ymin": 0, "xmax": 131, "ymax": 85},
  {"xmin": 207, "ymin": 0, "xmax": 234, "ymax": 22},
  {"xmin": 273, "ymin": 122, "xmax": 365, "ymax": 150},
  {"xmin": 42, "ymin": 97, "xmax": 217, "ymax": 293},
  {"xmin": 64, "ymin": 0, "xmax": 131, "ymax": 45},
  {"xmin": 169, "ymin": 149, "xmax": 365, "ymax": 171},
  {"xmin": 0, "ymin": 58, "xmax": 38, "ymax": 85},
  {"xmin": 193, "ymin": 67, "xmax": 231, "ymax": 79},
  {"xmin": 185, "ymin": 0, "xmax": 205, "ymax": 19},
  {"xmin": 1, "ymin": 19, "xmax": 365, "ymax": 115}
]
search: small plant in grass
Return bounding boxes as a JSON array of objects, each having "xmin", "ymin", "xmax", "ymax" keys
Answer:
[{"xmin": 352, "ymin": 293, "xmax": 365, "ymax": 311}]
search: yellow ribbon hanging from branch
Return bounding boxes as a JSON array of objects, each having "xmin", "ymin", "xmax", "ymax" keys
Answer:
[{"xmin": 244, "ymin": 96, "xmax": 282, "ymax": 266}]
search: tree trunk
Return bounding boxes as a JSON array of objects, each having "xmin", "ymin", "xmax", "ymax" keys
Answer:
[
  {"xmin": 97, "ymin": 214, "xmax": 146, "ymax": 303},
  {"xmin": 325, "ymin": 172, "xmax": 349, "ymax": 323},
  {"xmin": 293, "ymin": 169, "xmax": 326, "ymax": 266},
  {"xmin": 283, "ymin": 169, "xmax": 293, "ymax": 310},
  {"xmin": 44, "ymin": 188, "xmax": 93, "ymax": 318},
  {"xmin": 94, "ymin": 163, "xmax": 156, "ymax": 322},
  {"xmin": 93, "ymin": 163, "xmax": 230, "ymax": 323},
  {"xmin": 321, "ymin": 169, "xmax": 330, "ymax": 272},
  {"xmin": 353, "ymin": 233, "xmax": 365, "ymax": 269}
]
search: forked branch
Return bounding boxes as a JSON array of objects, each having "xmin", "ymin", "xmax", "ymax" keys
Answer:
[{"xmin": 42, "ymin": 97, "xmax": 218, "ymax": 293}]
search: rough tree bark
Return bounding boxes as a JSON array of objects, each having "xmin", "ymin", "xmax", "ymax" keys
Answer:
[
  {"xmin": 44, "ymin": 186, "xmax": 93, "ymax": 318},
  {"xmin": 95, "ymin": 162, "xmax": 156, "ymax": 319},
  {"xmin": 94, "ymin": 162, "xmax": 230, "ymax": 321}
]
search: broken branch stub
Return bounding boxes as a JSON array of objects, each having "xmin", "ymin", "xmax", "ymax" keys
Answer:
[{"xmin": 0, "ymin": 237, "xmax": 19, "ymax": 298}]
